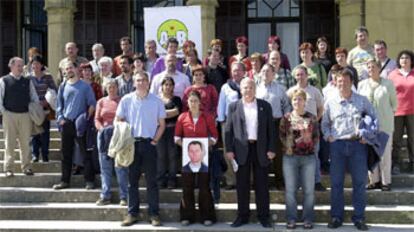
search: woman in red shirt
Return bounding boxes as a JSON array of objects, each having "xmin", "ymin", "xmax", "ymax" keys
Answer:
[
  {"xmin": 80, "ymin": 63, "xmax": 103, "ymax": 101},
  {"xmin": 175, "ymin": 90, "xmax": 218, "ymax": 226},
  {"xmin": 182, "ymin": 65, "xmax": 218, "ymax": 117},
  {"xmin": 388, "ymin": 50, "xmax": 414, "ymax": 174},
  {"xmin": 228, "ymin": 36, "xmax": 252, "ymax": 73}
]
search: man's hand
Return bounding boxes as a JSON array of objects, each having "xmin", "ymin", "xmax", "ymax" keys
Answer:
[
  {"xmin": 175, "ymin": 138, "xmax": 182, "ymax": 146},
  {"xmin": 267, "ymin": 152, "xmax": 276, "ymax": 160},
  {"xmin": 226, "ymin": 152, "xmax": 235, "ymax": 160},
  {"xmin": 360, "ymin": 138, "xmax": 367, "ymax": 144},
  {"xmin": 59, "ymin": 119, "xmax": 65, "ymax": 126},
  {"xmin": 88, "ymin": 106, "xmax": 94, "ymax": 119},
  {"xmin": 327, "ymin": 136, "xmax": 335, "ymax": 143}
]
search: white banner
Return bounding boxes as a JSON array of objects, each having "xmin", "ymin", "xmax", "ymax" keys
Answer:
[{"xmin": 144, "ymin": 6, "xmax": 202, "ymax": 59}]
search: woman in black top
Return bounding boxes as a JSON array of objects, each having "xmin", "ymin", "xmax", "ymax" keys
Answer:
[
  {"xmin": 156, "ymin": 76, "xmax": 182, "ymax": 189},
  {"xmin": 314, "ymin": 36, "xmax": 333, "ymax": 73}
]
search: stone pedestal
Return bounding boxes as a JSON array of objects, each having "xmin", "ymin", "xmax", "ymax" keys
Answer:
[
  {"xmin": 44, "ymin": 0, "xmax": 76, "ymax": 80},
  {"xmin": 187, "ymin": 0, "xmax": 219, "ymax": 58}
]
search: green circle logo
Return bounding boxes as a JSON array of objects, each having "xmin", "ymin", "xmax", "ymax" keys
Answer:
[{"xmin": 157, "ymin": 19, "xmax": 188, "ymax": 51}]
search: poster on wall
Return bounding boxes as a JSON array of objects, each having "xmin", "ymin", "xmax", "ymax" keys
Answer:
[
  {"xmin": 182, "ymin": 138, "xmax": 209, "ymax": 173},
  {"xmin": 144, "ymin": 6, "xmax": 202, "ymax": 59}
]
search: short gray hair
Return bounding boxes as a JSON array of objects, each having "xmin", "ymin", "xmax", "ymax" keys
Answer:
[
  {"xmin": 8, "ymin": 57, "xmax": 23, "ymax": 67},
  {"xmin": 133, "ymin": 72, "xmax": 149, "ymax": 82},
  {"xmin": 92, "ymin": 43, "xmax": 104, "ymax": 51},
  {"xmin": 98, "ymin": 56, "xmax": 113, "ymax": 67},
  {"xmin": 240, "ymin": 77, "xmax": 256, "ymax": 90}
]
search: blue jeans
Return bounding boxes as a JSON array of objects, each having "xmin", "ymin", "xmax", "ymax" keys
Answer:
[
  {"xmin": 330, "ymin": 140, "xmax": 368, "ymax": 223},
  {"xmin": 314, "ymin": 141, "xmax": 321, "ymax": 183},
  {"xmin": 31, "ymin": 119, "xmax": 50, "ymax": 160},
  {"xmin": 97, "ymin": 130, "xmax": 128, "ymax": 200},
  {"xmin": 128, "ymin": 140, "xmax": 159, "ymax": 217},
  {"xmin": 283, "ymin": 154, "xmax": 316, "ymax": 223},
  {"xmin": 98, "ymin": 154, "xmax": 128, "ymax": 200}
]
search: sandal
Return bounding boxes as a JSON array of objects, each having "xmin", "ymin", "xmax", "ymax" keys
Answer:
[
  {"xmin": 286, "ymin": 221, "xmax": 296, "ymax": 229},
  {"xmin": 304, "ymin": 222, "xmax": 313, "ymax": 229}
]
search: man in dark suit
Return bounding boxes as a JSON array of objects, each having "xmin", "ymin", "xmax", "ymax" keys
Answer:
[
  {"xmin": 182, "ymin": 140, "xmax": 208, "ymax": 173},
  {"xmin": 225, "ymin": 78, "xmax": 276, "ymax": 228}
]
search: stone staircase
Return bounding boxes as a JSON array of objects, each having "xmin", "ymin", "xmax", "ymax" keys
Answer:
[{"xmin": 0, "ymin": 127, "xmax": 413, "ymax": 231}]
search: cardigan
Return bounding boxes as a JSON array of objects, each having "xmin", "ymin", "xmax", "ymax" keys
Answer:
[{"xmin": 175, "ymin": 111, "xmax": 218, "ymax": 140}]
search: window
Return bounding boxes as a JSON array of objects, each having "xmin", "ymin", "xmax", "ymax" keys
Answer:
[
  {"xmin": 247, "ymin": 0, "xmax": 301, "ymax": 67},
  {"xmin": 22, "ymin": 0, "xmax": 47, "ymax": 63}
]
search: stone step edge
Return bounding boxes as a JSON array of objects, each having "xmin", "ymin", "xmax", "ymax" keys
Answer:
[
  {"xmin": 1, "ymin": 202, "xmax": 413, "ymax": 211},
  {"xmin": 1, "ymin": 186, "xmax": 413, "ymax": 193},
  {"xmin": 1, "ymin": 172, "xmax": 413, "ymax": 177},
  {"xmin": 0, "ymin": 220, "xmax": 413, "ymax": 232}
]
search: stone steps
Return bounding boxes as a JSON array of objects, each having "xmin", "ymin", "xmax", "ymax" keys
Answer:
[
  {"xmin": 0, "ymin": 149, "xmax": 62, "ymax": 160},
  {"xmin": 0, "ymin": 138, "xmax": 61, "ymax": 149},
  {"xmin": 1, "ymin": 202, "xmax": 413, "ymax": 224},
  {"xmin": 0, "ymin": 221, "xmax": 413, "ymax": 232},
  {"xmin": 0, "ymin": 160, "xmax": 61, "ymax": 172},
  {"xmin": 1, "ymin": 172, "xmax": 413, "ymax": 189},
  {"xmin": 0, "ymin": 128, "xmax": 61, "ymax": 138},
  {"xmin": 1, "ymin": 187, "xmax": 413, "ymax": 205}
]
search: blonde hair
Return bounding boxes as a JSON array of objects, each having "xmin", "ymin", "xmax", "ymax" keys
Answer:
[{"xmin": 291, "ymin": 89, "xmax": 307, "ymax": 101}]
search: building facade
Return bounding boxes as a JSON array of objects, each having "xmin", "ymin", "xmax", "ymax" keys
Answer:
[{"xmin": 0, "ymin": 0, "xmax": 412, "ymax": 77}]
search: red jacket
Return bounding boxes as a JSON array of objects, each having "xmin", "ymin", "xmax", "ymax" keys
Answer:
[
  {"xmin": 182, "ymin": 85, "xmax": 218, "ymax": 117},
  {"xmin": 175, "ymin": 111, "xmax": 218, "ymax": 139}
]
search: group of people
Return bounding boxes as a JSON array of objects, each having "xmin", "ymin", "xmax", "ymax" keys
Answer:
[{"xmin": 1, "ymin": 25, "xmax": 413, "ymax": 230}]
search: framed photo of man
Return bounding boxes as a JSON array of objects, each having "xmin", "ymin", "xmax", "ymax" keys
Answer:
[{"xmin": 182, "ymin": 138, "xmax": 209, "ymax": 173}]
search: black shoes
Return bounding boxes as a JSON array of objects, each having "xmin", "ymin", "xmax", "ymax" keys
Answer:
[
  {"xmin": 327, "ymin": 218, "xmax": 342, "ymax": 229},
  {"xmin": 381, "ymin": 184, "xmax": 391, "ymax": 191},
  {"xmin": 367, "ymin": 182, "xmax": 381, "ymax": 190},
  {"xmin": 23, "ymin": 169, "xmax": 34, "ymax": 176},
  {"xmin": 230, "ymin": 217, "xmax": 248, "ymax": 227},
  {"xmin": 259, "ymin": 219, "xmax": 272, "ymax": 228},
  {"xmin": 354, "ymin": 220, "xmax": 369, "ymax": 231}
]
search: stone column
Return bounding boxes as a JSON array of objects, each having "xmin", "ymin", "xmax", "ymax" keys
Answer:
[
  {"xmin": 336, "ymin": 0, "xmax": 363, "ymax": 49},
  {"xmin": 186, "ymin": 0, "xmax": 219, "ymax": 58},
  {"xmin": 44, "ymin": 0, "xmax": 76, "ymax": 80}
]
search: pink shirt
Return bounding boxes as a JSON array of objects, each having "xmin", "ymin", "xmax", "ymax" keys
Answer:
[
  {"xmin": 94, "ymin": 96, "xmax": 121, "ymax": 130},
  {"xmin": 389, "ymin": 68, "xmax": 414, "ymax": 116}
]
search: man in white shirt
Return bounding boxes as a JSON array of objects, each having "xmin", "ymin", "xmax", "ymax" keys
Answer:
[
  {"xmin": 150, "ymin": 54, "xmax": 190, "ymax": 99},
  {"xmin": 225, "ymin": 78, "xmax": 275, "ymax": 228}
]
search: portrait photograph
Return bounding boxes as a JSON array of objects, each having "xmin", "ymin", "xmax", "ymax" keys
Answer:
[{"xmin": 182, "ymin": 138, "xmax": 209, "ymax": 173}]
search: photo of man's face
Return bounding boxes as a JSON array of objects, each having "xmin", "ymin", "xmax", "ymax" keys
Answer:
[
  {"xmin": 182, "ymin": 138, "xmax": 209, "ymax": 173},
  {"xmin": 188, "ymin": 143, "xmax": 204, "ymax": 164}
]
